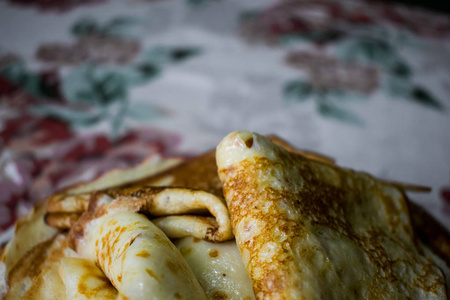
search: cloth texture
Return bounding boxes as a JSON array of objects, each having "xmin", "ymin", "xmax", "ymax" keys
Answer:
[{"xmin": 0, "ymin": 0, "xmax": 449, "ymax": 234}]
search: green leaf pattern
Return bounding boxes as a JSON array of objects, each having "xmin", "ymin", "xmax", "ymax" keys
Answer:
[
  {"xmin": 1, "ymin": 16, "xmax": 200, "ymax": 136},
  {"xmin": 52, "ymin": 46, "xmax": 198, "ymax": 134},
  {"xmin": 284, "ymin": 26, "xmax": 444, "ymax": 125},
  {"xmin": 283, "ymin": 80, "xmax": 364, "ymax": 125},
  {"xmin": 71, "ymin": 16, "xmax": 142, "ymax": 39},
  {"xmin": 317, "ymin": 101, "xmax": 364, "ymax": 126}
]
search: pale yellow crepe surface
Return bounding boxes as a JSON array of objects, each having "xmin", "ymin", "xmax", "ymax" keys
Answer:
[
  {"xmin": 175, "ymin": 236, "xmax": 255, "ymax": 300},
  {"xmin": 2, "ymin": 131, "xmax": 448, "ymax": 300},
  {"xmin": 73, "ymin": 207, "xmax": 207, "ymax": 300}
]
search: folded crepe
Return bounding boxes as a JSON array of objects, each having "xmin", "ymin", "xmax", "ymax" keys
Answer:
[
  {"xmin": 45, "ymin": 152, "xmax": 218, "ymax": 215},
  {"xmin": 70, "ymin": 198, "xmax": 208, "ymax": 300},
  {"xmin": 216, "ymin": 131, "xmax": 447, "ymax": 299},
  {"xmin": 45, "ymin": 138, "xmax": 334, "ymax": 223},
  {"xmin": 44, "ymin": 138, "xmax": 327, "ymax": 240},
  {"xmin": 1, "ymin": 199, "xmax": 253, "ymax": 300},
  {"xmin": 45, "ymin": 152, "xmax": 233, "ymax": 243},
  {"xmin": 1, "ymin": 130, "xmax": 449, "ymax": 300},
  {"xmin": 1, "ymin": 151, "xmax": 241, "ymax": 299}
]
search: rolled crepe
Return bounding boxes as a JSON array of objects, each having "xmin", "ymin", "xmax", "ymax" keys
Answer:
[
  {"xmin": 217, "ymin": 131, "xmax": 447, "ymax": 299},
  {"xmin": 71, "ymin": 207, "xmax": 207, "ymax": 300},
  {"xmin": 79, "ymin": 186, "xmax": 233, "ymax": 242},
  {"xmin": 45, "ymin": 152, "xmax": 228, "ymax": 239}
]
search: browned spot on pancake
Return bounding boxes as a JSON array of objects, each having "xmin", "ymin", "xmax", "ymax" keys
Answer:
[
  {"xmin": 129, "ymin": 234, "xmax": 139, "ymax": 246},
  {"xmin": 136, "ymin": 250, "xmax": 150, "ymax": 258},
  {"xmin": 209, "ymin": 249, "xmax": 219, "ymax": 258},
  {"xmin": 245, "ymin": 137, "xmax": 253, "ymax": 148},
  {"xmin": 179, "ymin": 246, "xmax": 192, "ymax": 256},
  {"xmin": 117, "ymin": 274, "xmax": 122, "ymax": 283},
  {"xmin": 108, "ymin": 219, "xmax": 118, "ymax": 226},
  {"xmin": 174, "ymin": 292, "xmax": 183, "ymax": 299},
  {"xmin": 212, "ymin": 290, "xmax": 228, "ymax": 299},
  {"xmin": 146, "ymin": 268, "xmax": 159, "ymax": 281},
  {"xmin": 77, "ymin": 259, "xmax": 117, "ymax": 299},
  {"xmin": 166, "ymin": 260, "xmax": 179, "ymax": 274}
]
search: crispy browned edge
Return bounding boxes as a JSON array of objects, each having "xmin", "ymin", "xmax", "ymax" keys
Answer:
[{"xmin": 45, "ymin": 213, "xmax": 82, "ymax": 230}]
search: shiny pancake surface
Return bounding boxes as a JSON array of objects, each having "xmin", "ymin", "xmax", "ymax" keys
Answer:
[
  {"xmin": 217, "ymin": 131, "xmax": 447, "ymax": 300},
  {"xmin": 1, "ymin": 130, "xmax": 449, "ymax": 299}
]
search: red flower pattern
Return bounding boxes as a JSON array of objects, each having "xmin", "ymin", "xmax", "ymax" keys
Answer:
[
  {"xmin": 239, "ymin": 0, "xmax": 450, "ymax": 46},
  {"xmin": 0, "ymin": 89, "xmax": 181, "ymax": 231},
  {"xmin": 3, "ymin": 0, "xmax": 107, "ymax": 12}
]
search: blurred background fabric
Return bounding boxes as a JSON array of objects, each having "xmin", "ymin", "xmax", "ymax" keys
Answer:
[{"xmin": 0, "ymin": 0, "xmax": 449, "ymax": 234}]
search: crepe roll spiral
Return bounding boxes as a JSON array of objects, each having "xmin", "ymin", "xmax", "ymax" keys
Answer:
[{"xmin": 71, "ymin": 208, "xmax": 207, "ymax": 300}]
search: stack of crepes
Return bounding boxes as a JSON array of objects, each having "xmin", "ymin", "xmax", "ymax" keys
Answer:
[{"xmin": 1, "ymin": 131, "xmax": 449, "ymax": 299}]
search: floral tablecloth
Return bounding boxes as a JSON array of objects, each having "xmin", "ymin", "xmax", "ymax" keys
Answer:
[{"xmin": 1, "ymin": 0, "xmax": 450, "ymax": 238}]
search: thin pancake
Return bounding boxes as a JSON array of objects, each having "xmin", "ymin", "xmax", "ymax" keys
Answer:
[
  {"xmin": 46, "ymin": 146, "xmax": 333, "ymax": 217},
  {"xmin": 44, "ymin": 151, "xmax": 222, "ymax": 229},
  {"xmin": 67, "ymin": 186, "xmax": 233, "ymax": 242},
  {"xmin": 46, "ymin": 155, "xmax": 182, "ymax": 214},
  {"xmin": 59, "ymin": 256, "xmax": 118, "ymax": 299},
  {"xmin": 5, "ymin": 234, "xmax": 70, "ymax": 300},
  {"xmin": 174, "ymin": 236, "xmax": 255, "ymax": 300},
  {"xmin": 71, "ymin": 205, "xmax": 207, "ymax": 300},
  {"xmin": 1, "ymin": 200, "xmax": 58, "ymax": 276},
  {"xmin": 217, "ymin": 131, "xmax": 446, "ymax": 299}
]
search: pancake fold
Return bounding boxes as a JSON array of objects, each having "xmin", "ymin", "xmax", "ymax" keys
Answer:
[
  {"xmin": 70, "ymin": 205, "xmax": 207, "ymax": 300},
  {"xmin": 217, "ymin": 131, "xmax": 447, "ymax": 300},
  {"xmin": 92, "ymin": 186, "xmax": 234, "ymax": 242},
  {"xmin": 2, "ymin": 130, "xmax": 449, "ymax": 300}
]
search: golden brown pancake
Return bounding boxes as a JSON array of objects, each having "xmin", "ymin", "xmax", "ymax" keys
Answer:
[
  {"xmin": 46, "ymin": 154, "xmax": 182, "ymax": 214},
  {"xmin": 45, "ymin": 139, "xmax": 335, "ymax": 225},
  {"xmin": 70, "ymin": 202, "xmax": 207, "ymax": 300},
  {"xmin": 4, "ymin": 234, "xmax": 70, "ymax": 300},
  {"xmin": 59, "ymin": 256, "xmax": 118, "ymax": 299},
  {"xmin": 1, "ymin": 200, "xmax": 58, "ymax": 276},
  {"xmin": 71, "ymin": 186, "xmax": 233, "ymax": 242},
  {"xmin": 1, "ymin": 130, "xmax": 449, "ymax": 299},
  {"xmin": 45, "ymin": 152, "xmax": 217, "ymax": 216},
  {"xmin": 216, "ymin": 131, "xmax": 447, "ymax": 299}
]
